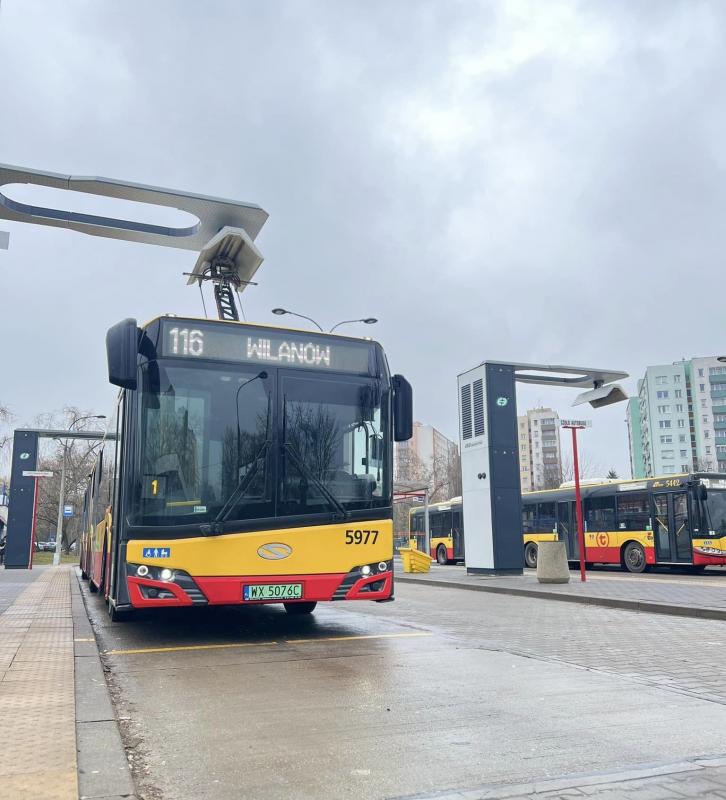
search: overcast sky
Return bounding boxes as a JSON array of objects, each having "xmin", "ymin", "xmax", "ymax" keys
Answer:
[{"xmin": 1, "ymin": 0, "xmax": 725, "ymax": 476}]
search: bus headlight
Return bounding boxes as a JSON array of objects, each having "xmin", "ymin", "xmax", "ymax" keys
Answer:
[
  {"xmin": 378, "ymin": 562, "xmax": 387, "ymax": 572},
  {"xmin": 361, "ymin": 565, "xmax": 371, "ymax": 576},
  {"xmin": 160, "ymin": 568, "xmax": 174, "ymax": 581},
  {"xmin": 136, "ymin": 565, "xmax": 149, "ymax": 577}
]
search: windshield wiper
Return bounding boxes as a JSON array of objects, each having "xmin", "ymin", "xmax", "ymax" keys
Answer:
[
  {"xmin": 202, "ymin": 441, "xmax": 270, "ymax": 535},
  {"xmin": 283, "ymin": 442, "xmax": 349, "ymax": 521}
]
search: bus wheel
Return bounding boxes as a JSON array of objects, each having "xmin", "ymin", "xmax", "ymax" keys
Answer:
[
  {"xmin": 88, "ymin": 579, "xmax": 98, "ymax": 594},
  {"xmin": 623, "ymin": 542, "xmax": 646, "ymax": 573},
  {"xmin": 284, "ymin": 602, "xmax": 317, "ymax": 615},
  {"xmin": 524, "ymin": 542, "xmax": 538, "ymax": 569},
  {"xmin": 437, "ymin": 545, "xmax": 448, "ymax": 565}
]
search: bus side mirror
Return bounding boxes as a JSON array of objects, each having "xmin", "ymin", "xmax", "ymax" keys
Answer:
[
  {"xmin": 106, "ymin": 318, "xmax": 139, "ymax": 390},
  {"xmin": 392, "ymin": 374, "xmax": 413, "ymax": 442}
]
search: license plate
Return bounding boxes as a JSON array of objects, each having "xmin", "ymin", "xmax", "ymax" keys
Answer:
[{"xmin": 243, "ymin": 583, "xmax": 303, "ymax": 601}]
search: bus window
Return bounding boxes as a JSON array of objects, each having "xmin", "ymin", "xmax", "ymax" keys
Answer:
[
  {"xmin": 522, "ymin": 503, "xmax": 536, "ymax": 532},
  {"xmin": 452, "ymin": 510, "xmax": 461, "ymax": 536},
  {"xmin": 535, "ymin": 502, "xmax": 556, "ymax": 533},
  {"xmin": 411, "ymin": 513, "xmax": 424, "ymax": 534},
  {"xmin": 616, "ymin": 493, "xmax": 649, "ymax": 531},
  {"xmin": 585, "ymin": 496, "xmax": 615, "ymax": 531},
  {"xmin": 429, "ymin": 511, "xmax": 443, "ymax": 537}
]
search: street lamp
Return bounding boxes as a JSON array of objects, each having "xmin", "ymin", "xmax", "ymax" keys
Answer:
[
  {"xmin": 53, "ymin": 415, "xmax": 106, "ymax": 566},
  {"xmin": 271, "ymin": 308, "xmax": 324, "ymax": 332},
  {"xmin": 272, "ymin": 308, "xmax": 378, "ymax": 334},
  {"xmin": 329, "ymin": 318, "xmax": 378, "ymax": 334}
]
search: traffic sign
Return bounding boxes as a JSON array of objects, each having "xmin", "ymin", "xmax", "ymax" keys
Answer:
[
  {"xmin": 22, "ymin": 470, "xmax": 53, "ymax": 478},
  {"xmin": 559, "ymin": 419, "xmax": 592, "ymax": 428},
  {"xmin": 63, "ymin": 504, "xmax": 73, "ymax": 517}
]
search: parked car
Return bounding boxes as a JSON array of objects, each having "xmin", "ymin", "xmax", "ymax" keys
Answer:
[{"xmin": 36, "ymin": 540, "xmax": 56, "ymax": 552}]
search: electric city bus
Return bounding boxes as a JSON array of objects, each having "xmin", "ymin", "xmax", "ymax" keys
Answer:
[
  {"xmin": 407, "ymin": 474, "xmax": 726, "ymax": 571},
  {"xmin": 79, "ymin": 315, "xmax": 412, "ymax": 620},
  {"xmin": 522, "ymin": 473, "xmax": 726, "ymax": 572},
  {"xmin": 408, "ymin": 497, "xmax": 556, "ymax": 565}
]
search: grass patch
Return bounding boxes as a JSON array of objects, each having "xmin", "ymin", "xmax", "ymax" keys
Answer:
[{"xmin": 32, "ymin": 552, "xmax": 78, "ymax": 565}]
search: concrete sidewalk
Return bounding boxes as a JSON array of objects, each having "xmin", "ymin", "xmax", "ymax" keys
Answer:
[
  {"xmin": 0, "ymin": 566, "xmax": 77, "ymax": 799},
  {"xmin": 396, "ymin": 561, "xmax": 726, "ymax": 620},
  {"xmin": 0, "ymin": 566, "xmax": 134, "ymax": 800}
]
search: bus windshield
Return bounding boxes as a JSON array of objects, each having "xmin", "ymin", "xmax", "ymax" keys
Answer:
[
  {"xmin": 706, "ymin": 490, "xmax": 726, "ymax": 537},
  {"xmin": 129, "ymin": 361, "xmax": 390, "ymax": 529}
]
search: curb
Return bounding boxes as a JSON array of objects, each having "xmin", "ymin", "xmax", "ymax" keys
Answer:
[
  {"xmin": 396, "ymin": 574, "xmax": 726, "ymax": 621},
  {"xmin": 72, "ymin": 571, "xmax": 138, "ymax": 800},
  {"xmin": 392, "ymin": 752, "xmax": 726, "ymax": 799}
]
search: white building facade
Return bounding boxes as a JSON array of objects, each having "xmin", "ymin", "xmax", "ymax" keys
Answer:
[
  {"xmin": 518, "ymin": 408, "xmax": 562, "ymax": 491},
  {"xmin": 394, "ymin": 421, "xmax": 459, "ymax": 498},
  {"xmin": 628, "ymin": 357, "xmax": 726, "ymax": 477}
]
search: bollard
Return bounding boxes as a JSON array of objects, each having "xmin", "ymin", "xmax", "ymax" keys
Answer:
[{"xmin": 536, "ymin": 541, "xmax": 570, "ymax": 584}]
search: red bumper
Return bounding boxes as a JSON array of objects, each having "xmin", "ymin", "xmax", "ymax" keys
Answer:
[
  {"xmin": 692, "ymin": 551, "xmax": 726, "ymax": 566},
  {"xmin": 127, "ymin": 570, "xmax": 393, "ymax": 608}
]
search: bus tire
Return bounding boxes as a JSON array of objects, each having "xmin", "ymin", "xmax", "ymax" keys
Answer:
[
  {"xmin": 436, "ymin": 545, "xmax": 448, "ymax": 565},
  {"xmin": 284, "ymin": 602, "xmax": 317, "ymax": 615},
  {"xmin": 622, "ymin": 542, "xmax": 646, "ymax": 573},
  {"xmin": 89, "ymin": 579, "xmax": 98, "ymax": 594},
  {"xmin": 524, "ymin": 542, "xmax": 538, "ymax": 569}
]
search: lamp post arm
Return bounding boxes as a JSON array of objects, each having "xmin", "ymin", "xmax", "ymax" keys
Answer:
[{"xmin": 329, "ymin": 319, "xmax": 359, "ymax": 333}]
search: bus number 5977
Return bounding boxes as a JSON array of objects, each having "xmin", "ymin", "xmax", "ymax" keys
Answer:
[{"xmin": 346, "ymin": 530, "xmax": 378, "ymax": 545}]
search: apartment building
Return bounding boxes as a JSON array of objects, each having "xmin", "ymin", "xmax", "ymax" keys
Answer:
[
  {"xmin": 394, "ymin": 421, "xmax": 459, "ymax": 497},
  {"xmin": 518, "ymin": 408, "xmax": 562, "ymax": 491},
  {"xmin": 627, "ymin": 356, "xmax": 726, "ymax": 477}
]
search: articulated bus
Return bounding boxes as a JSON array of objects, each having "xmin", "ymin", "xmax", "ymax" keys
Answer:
[
  {"xmin": 408, "ymin": 498, "xmax": 556, "ymax": 565},
  {"xmin": 408, "ymin": 474, "xmax": 726, "ymax": 572},
  {"xmin": 79, "ymin": 316, "xmax": 412, "ymax": 620}
]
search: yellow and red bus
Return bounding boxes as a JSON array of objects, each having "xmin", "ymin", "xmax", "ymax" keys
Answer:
[
  {"xmin": 408, "ymin": 498, "xmax": 556, "ymax": 566},
  {"xmin": 408, "ymin": 474, "xmax": 726, "ymax": 572},
  {"xmin": 522, "ymin": 474, "xmax": 726, "ymax": 572},
  {"xmin": 79, "ymin": 315, "xmax": 412, "ymax": 620}
]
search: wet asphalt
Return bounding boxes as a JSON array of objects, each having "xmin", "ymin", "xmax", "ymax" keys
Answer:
[{"xmin": 82, "ymin": 573, "xmax": 726, "ymax": 800}]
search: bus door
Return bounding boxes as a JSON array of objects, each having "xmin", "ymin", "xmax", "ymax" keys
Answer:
[
  {"xmin": 557, "ymin": 501, "xmax": 577, "ymax": 559},
  {"xmin": 652, "ymin": 492, "xmax": 692, "ymax": 563},
  {"xmin": 452, "ymin": 508, "xmax": 464, "ymax": 560}
]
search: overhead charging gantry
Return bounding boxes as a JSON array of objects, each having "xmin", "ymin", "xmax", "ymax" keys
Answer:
[
  {"xmin": 0, "ymin": 163, "xmax": 268, "ymax": 320},
  {"xmin": 0, "ymin": 163, "xmax": 271, "ymax": 568}
]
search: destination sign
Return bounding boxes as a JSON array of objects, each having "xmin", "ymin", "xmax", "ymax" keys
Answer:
[{"xmin": 158, "ymin": 320, "xmax": 374, "ymax": 374}]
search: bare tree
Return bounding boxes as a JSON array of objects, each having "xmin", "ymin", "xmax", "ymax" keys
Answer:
[
  {"xmin": 0, "ymin": 403, "xmax": 13, "ymax": 485},
  {"xmin": 540, "ymin": 463, "xmax": 563, "ymax": 490},
  {"xmin": 32, "ymin": 407, "xmax": 105, "ymax": 552},
  {"xmin": 560, "ymin": 450, "xmax": 605, "ymax": 482}
]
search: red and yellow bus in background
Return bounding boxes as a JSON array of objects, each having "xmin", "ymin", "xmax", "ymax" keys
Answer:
[
  {"xmin": 407, "ymin": 474, "xmax": 726, "ymax": 572},
  {"xmin": 408, "ymin": 498, "xmax": 556, "ymax": 566},
  {"xmin": 523, "ymin": 474, "xmax": 726, "ymax": 572},
  {"xmin": 79, "ymin": 315, "xmax": 412, "ymax": 620}
]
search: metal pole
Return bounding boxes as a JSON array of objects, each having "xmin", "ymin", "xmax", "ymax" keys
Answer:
[
  {"xmin": 28, "ymin": 477, "xmax": 40, "ymax": 570},
  {"xmin": 424, "ymin": 488, "xmax": 430, "ymax": 558},
  {"xmin": 53, "ymin": 445, "xmax": 67, "ymax": 567},
  {"xmin": 571, "ymin": 426, "xmax": 587, "ymax": 582}
]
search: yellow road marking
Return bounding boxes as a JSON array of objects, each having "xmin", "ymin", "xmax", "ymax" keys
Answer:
[
  {"xmin": 105, "ymin": 631, "xmax": 431, "ymax": 656},
  {"xmin": 285, "ymin": 632, "xmax": 430, "ymax": 644}
]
